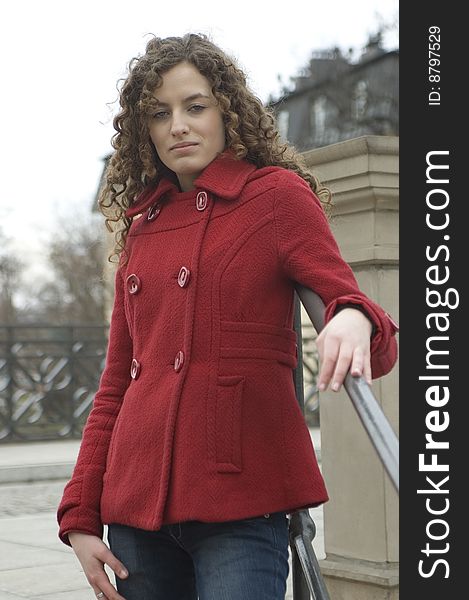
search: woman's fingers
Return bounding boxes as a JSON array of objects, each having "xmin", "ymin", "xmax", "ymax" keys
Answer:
[
  {"xmin": 101, "ymin": 546, "xmax": 129, "ymax": 581},
  {"xmin": 350, "ymin": 346, "xmax": 365, "ymax": 378},
  {"xmin": 363, "ymin": 349, "xmax": 372, "ymax": 386},
  {"xmin": 318, "ymin": 340, "xmax": 372, "ymax": 391},
  {"xmin": 328, "ymin": 343, "xmax": 354, "ymax": 391},
  {"xmin": 87, "ymin": 566, "xmax": 126, "ymax": 600},
  {"xmin": 316, "ymin": 308, "xmax": 374, "ymax": 391},
  {"xmin": 69, "ymin": 533, "xmax": 128, "ymax": 600},
  {"xmin": 350, "ymin": 346, "xmax": 372, "ymax": 385},
  {"xmin": 318, "ymin": 336, "xmax": 354, "ymax": 391},
  {"xmin": 316, "ymin": 334, "xmax": 339, "ymax": 391},
  {"xmin": 88, "ymin": 546, "xmax": 128, "ymax": 600}
]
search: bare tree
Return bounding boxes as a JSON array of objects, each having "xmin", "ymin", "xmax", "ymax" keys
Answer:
[
  {"xmin": 0, "ymin": 229, "xmax": 24, "ymax": 324},
  {"xmin": 24, "ymin": 213, "xmax": 108, "ymax": 324}
]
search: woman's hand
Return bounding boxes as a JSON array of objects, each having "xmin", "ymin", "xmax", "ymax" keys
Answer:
[
  {"xmin": 68, "ymin": 532, "xmax": 128, "ymax": 600},
  {"xmin": 315, "ymin": 307, "xmax": 373, "ymax": 392}
]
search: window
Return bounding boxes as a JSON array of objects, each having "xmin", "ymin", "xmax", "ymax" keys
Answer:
[
  {"xmin": 277, "ymin": 110, "xmax": 289, "ymax": 140},
  {"xmin": 352, "ymin": 80, "xmax": 368, "ymax": 120},
  {"xmin": 310, "ymin": 96, "xmax": 327, "ymax": 139}
]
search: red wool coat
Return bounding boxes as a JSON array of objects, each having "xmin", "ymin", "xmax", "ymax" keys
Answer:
[{"xmin": 57, "ymin": 152, "xmax": 398, "ymax": 546}]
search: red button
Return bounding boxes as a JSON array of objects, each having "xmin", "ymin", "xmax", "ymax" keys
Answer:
[
  {"xmin": 196, "ymin": 191, "xmax": 208, "ymax": 211},
  {"xmin": 126, "ymin": 274, "xmax": 141, "ymax": 294},
  {"xmin": 174, "ymin": 351, "xmax": 184, "ymax": 372},
  {"xmin": 177, "ymin": 266, "xmax": 191, "ymax": 288},
  {"xmin": 130, "ymin": 358, "xmax": 141, "ymax": 379},
  {"xmin": 148, "ymin": 202, "xmax": 162, "ymax": 221}
]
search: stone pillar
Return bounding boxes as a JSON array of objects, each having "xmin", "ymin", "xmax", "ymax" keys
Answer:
[{"xmin": 302, "ymin": 136, "xmax": 399, "ymax": 599}]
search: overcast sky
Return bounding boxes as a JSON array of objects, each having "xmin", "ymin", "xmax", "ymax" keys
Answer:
[{"xmin": 0, "ymin": 0, "xmax": 398, "ymax": 282}]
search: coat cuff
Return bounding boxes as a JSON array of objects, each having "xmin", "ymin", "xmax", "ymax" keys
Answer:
[
  {"xmin": 57, "ymin": 469, "xmax": 105, "ymax": 547},
  {"xmin": 57, "ymin": 506, "xmax": 104, "ymax": 547},
  {"xmin": 324, "ymin": 295, "xmax": 399, "ymax": 379}
]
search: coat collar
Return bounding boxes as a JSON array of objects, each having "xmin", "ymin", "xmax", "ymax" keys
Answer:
[{"xmin": 125, "ymin": 151, "xmax": 257, "ymax": 218}]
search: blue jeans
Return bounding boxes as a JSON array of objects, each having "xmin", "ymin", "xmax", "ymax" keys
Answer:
[{"xmin": 107, "ymin": 511, "xmax": 290, "ymax": 599}]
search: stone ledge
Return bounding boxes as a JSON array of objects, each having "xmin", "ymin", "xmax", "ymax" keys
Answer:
[
  {"xmin": 337, "ymin": 244, "xmax": 399, "ymax": 266},
  {"xmin": 301, "ymin": 135, "xmax": 399, "ymax": 213},
  {"xmin": 320, "ymin": 554, "xmax": 399, "ymax": 587},
  {"xmin": 303, "ymin": 135, "xmax": 399, "ymax": 166},
  {"xmin": 0, "ymin": 463, "xmax": 74, "ymax": 484}
]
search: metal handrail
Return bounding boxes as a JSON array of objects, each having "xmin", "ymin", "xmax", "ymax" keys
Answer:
[
  {"xmin": 289, "ymin": 511, "xmax": 330, "ymax": 600},
  {"xmin": 289, "ymin": 287, "xmax": 399, "ymax": 599},
  {"xmin": 289, "ymin": 292, "xmax": 330, "ymax": 600},
  {"xmin": 295, "ymin": 284, "xmax": 399, "ymax": 493}
]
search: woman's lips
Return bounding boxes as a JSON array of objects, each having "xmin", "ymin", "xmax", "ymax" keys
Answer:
[{"xmin": 170, "ymin": 142, "xmax": 198, "ymax": 151}]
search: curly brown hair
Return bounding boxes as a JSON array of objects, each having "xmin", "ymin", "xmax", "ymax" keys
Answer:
[{"xmin": 99, "ymin": 33, "xmax": 331, "ymax": 262}]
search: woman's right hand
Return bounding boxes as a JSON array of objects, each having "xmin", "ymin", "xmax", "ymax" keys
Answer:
[{"xmin": 68, "ymin": 531, "xmax": 129, "ymax": 600}]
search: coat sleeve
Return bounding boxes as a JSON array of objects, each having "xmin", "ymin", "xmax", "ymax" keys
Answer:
[
  {"xmin": 56, "ymin": 264, "xmax": 133, "ymax": 546},
  {"xmin": 272, "ymin": 170, "xmax": 398, "ymax": 379}
]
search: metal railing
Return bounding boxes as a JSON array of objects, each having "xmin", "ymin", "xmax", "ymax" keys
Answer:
[
  {"xmin": 289, "ymin": 286, "xmax": 399, "ymax": 600},
  {"xmin": 0, "ymin": 320, "xmax": 322, "ymax": 440},
  {"xmin": 0, "ymin": 324, "xmax": 107, "ymax": 442}
]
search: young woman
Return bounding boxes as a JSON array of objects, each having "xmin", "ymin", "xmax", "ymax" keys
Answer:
[{"xmin": 57, "ymin": 33, "xmax": 398, "ymax": 600}]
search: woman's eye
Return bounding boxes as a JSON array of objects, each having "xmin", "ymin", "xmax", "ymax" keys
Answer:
[
  {"xmin": 153, "ymin": 111, "xmax": 168, "ymax": 119},
  {"xmin": 189, "ymin": 104, "xmax": 206, "ymax": 113}
]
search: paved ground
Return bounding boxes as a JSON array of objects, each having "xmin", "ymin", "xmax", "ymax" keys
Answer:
[{"xmin": 0, "ymin": 431, "xmax": 324, "ymax": 599}]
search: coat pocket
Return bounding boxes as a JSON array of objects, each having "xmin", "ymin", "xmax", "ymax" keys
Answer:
[{"xmin": 215, "ymin": 375, "xmax": 245, "ymax": 473}]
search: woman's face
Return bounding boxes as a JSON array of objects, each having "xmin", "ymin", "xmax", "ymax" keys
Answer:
[{"xmin": 148, "ymin": 61, "xmax": 226, "ymax": 191}]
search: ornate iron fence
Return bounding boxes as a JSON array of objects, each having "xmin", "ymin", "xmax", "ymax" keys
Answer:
[
  {"xmin": 0, "ymin": 325, "xmax": 107, "ymax": 442},
  {"xmin": 0, "ymin": 322, "xmax": 319, "ymax": 442}
]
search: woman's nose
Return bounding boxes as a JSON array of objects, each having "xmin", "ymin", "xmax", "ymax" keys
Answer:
[{"xmin": 170, "ymin": 112, "xmax": 189, "ymax": 136}]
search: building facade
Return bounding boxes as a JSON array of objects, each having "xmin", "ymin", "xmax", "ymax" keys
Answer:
[{"xmin": 269, "ymin": 35, "xmax": 398, "ymax": 151}]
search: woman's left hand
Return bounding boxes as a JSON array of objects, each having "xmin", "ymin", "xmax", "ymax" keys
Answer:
[{"xmin": 315, "ymin": 308, "xmax": 373, "ymax": 392}]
